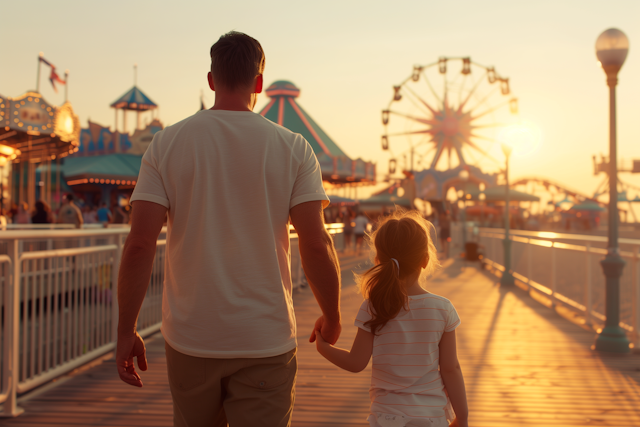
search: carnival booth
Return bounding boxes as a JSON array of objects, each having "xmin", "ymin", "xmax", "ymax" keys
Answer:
[{"xmin": 63, "ymin": 83, "xmax": 162, "ymax": 207}]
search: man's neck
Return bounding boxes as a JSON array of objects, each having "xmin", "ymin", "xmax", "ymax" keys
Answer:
[{"xmin": 209, "ymin": 90, "xmax": 256, "ymax": 112}]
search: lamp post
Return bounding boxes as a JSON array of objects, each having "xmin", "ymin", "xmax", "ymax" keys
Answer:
[
  {"xmin": 594, "ymin": 28, "xmax": 630, "ymax": 353},
  {"xmin": 500, "ymin": 143, "xmax": 515, "ymax": 286},
  {"xmin": 459, "ymin": 170, "xmax": 469, "ymax": 250}
]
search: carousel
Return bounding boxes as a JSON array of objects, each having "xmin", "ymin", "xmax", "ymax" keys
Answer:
[{"xmin": 0, "ymin": 90, "xmax": 80, "ymax": 213}]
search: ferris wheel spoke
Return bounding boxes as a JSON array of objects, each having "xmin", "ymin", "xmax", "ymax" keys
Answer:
[
  {"xmin": 430, "ymin": 139, "xmax": 446, "ymax": 169},
  {"xmin": 388, "ymin": 110, "xmax": 438, "ymax": 126},
  {"xmin": 471, "ymin": 98, "xmax": 512, "ymax": 120},
  {"xmin": 387, "ymin": 129, "xmax": 433, "ymax": 137},
  {"xmin": 403, "ymin": 85, "xmax": 439, "ymax": 115},
  {"xmin": 466, "ymin": 85, "xmax": 501, "ymax": 114},
  {"xmin": 465, "ymin": 136, "xmax": 502, "ymax": 166},
  {"xmin": 458, "ymin": 73, "xmax": 469, "ymax": 107},
  {"xmin": 451, "ymin": 145, "xmax": 465, "ymax": 166},
  {"xmin": 420, "ymin": 71, "xmax": 443, "ymax": 108},
  {"xmin": 458, "ymin": 69, "xmax": 488, "ymax": 112}
]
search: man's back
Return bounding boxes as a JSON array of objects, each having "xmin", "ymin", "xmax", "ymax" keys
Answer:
[{"xmin": 131, "ymin": 109, "xmax": 327, "ymax": 358}]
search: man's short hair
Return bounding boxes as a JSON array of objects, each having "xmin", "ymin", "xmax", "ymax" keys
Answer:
[
  {"xmin": 210, "ymin": 31, "xmax": 265, "ymax": 91},
  {"xmin": 65, "ymin": 194, "xmax": 74, "ymax": 202}
]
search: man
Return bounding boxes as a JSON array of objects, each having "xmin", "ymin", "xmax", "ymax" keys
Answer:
[
  {"xmin": 57, "ymin": 194, "xmax": 83, "ymax": 228},
  {"xmin": 116, "ymin": 31, "xmax": 342, "ymax": 427}
]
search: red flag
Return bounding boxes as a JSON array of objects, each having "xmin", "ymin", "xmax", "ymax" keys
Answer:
[
  {"xmin": 49, "ymin": 67, "xmax": 66, "ymax": 93},
  {"xmin": 40, "ymin": 56, "xmax": 66, "ymax": 93}
]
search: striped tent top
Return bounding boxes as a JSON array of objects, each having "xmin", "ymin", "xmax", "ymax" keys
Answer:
[{"xmin": 355, "ymin": 293, "xmax": 460, "ymax": 423}]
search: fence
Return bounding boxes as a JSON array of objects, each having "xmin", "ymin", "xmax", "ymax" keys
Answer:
[
  {"xmin": 475, "ymin": 228, "xmax": 640, "ymax": 349},
  {"xmin": 0, "ymin": 223, "xmax": 343, "ymax": 417},
  {"xmin": 0, "ymin": 228, "xmax": 164, "ymax": 417}
]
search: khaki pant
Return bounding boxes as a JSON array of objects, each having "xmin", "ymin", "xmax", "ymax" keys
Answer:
[{"xmin": 165, "ymin": 342, "xmax": 297, "ymax": 427}]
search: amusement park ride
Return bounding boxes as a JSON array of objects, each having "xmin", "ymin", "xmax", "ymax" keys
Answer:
[
  {"xmin": 372, "ymin": 55, "xmax": 640, "ymax": 226},
  {"xmin": 375, "ymin": 56, "xmax": 520, "ymax": 209}
]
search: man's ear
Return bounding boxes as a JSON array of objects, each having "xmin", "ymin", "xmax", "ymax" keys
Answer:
[
  {"xmin": 207, "ymin": 72, "xmax": 215, "ymax": 91},
  {"xmin": 255, "ymin": 74, "xmax": 263, "ymax": 94}
]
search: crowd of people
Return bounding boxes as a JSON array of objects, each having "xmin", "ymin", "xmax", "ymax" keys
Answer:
[{"xmin": 4, "ymin": 195, "xmax": 132, "ymax": 228}]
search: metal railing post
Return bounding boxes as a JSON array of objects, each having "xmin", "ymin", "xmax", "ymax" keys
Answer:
[
  {"xmin": 111, "ymin": 233, "xmax": 124, "ymax": 343},
  {"xmin": 634, "ymin": 247, "xmax": 640, "ymax": 347},
  {"xmin": 586, "ymin": 243, "xmax": 592, "ymax": 327},
  {"xmin": 527, "ymin": 238, "xmax": 533, "ymax": 288},
  {"xmin": 1, "ymin": 239, "xmax": 24, "ymax": 417},
  {"xmin": 550, "ymin": 242, "xmax": 556, "ymax": 307}
]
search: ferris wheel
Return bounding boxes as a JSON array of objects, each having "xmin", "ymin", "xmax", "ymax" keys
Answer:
[{"xmin": 381, "ymin": 57, "xmax": 518, "ymax": 176}]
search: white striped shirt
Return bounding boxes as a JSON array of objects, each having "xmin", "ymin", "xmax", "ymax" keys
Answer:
[{"xmin": 355, "ymin": 293, "xmax": 460, "ymax": 421}]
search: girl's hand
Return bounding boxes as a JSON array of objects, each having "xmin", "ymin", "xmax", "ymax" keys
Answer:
[
  {"xmin": 449, "ymin": 417, "xmax": 468, "ymax": 427},
  {"xmin": 314, "ymin": 328, "xmax": 329, "ymax": 349}
]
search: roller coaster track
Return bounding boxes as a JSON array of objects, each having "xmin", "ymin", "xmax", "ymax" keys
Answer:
[{"xmin": 510, "ymin": 176, "xmax": 595, "ymax": 201}]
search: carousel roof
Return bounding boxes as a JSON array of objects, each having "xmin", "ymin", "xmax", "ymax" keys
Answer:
[
  {"xmin": 110, "ymin": 86, "xmax": 157, "ymax": 111},
  {"xmin": 259, "ymin": 80, "xmax": 375, "ymax": 184},
  {"xmin": 0, "ymin": 91, "xmax": 80, "ymax": 162}
]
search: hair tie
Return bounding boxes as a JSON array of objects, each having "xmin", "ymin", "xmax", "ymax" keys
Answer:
[{"xmin": 390, "ymin": 258, "xmax": 400, "ymax": 277}]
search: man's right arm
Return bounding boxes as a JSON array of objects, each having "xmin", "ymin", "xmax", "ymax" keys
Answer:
[{"xmin": 290, "ymin": 201, "xmax": 341, "ymax": 345}]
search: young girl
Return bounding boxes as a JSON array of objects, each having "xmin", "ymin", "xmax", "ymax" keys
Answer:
[{"xmin": 314, "ymin": 210, "xmax": 468, "ymax": 427}]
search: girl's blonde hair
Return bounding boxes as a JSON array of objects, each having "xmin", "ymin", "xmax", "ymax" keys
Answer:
[{"xmin": 357, "ymin": 209, "xmax": 439, "ymax": 335}]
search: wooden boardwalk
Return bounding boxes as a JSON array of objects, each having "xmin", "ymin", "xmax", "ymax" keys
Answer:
[{"xmin": 2, "ymin": 255, "xmax": 640, "ymax": 426}]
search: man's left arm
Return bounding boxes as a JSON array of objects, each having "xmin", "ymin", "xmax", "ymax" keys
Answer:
[{"xmin": 116, "ymin": 200, "xmax": 167, "ymax": 387}]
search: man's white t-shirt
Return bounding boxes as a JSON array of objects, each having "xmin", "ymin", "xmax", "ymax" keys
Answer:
[{"xmin": 130, "ymin": 109, "xmax": 329, "ymax": 358}]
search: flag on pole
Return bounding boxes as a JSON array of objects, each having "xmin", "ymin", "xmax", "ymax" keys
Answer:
[
  {"xmin": 39, "ymin": 56, "xmax": 66, "ymax": 93},
  {"xmin": 49, "ymin": 68, "xmax": 66, "ymax": 93}
]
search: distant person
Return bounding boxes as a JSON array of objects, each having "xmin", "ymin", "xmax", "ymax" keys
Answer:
[
  {"xmin": 57, "ymin": 194, "xmax": 83, "ymax": 228},
  {"xmin": 439, "ymin": 211, "xmax": 451, "ymax": 258},
  {"xmin": 314, "ymin": 210, "xmax": 467, "ymax": 427},
  {"xmin": 113, "ymin": 203, "xmax": 128, "ymax": 224},
  {"xmin": 96, "ymin": 202, "xmax": 111, "ymax": 225},
  {"xmin": 342, "ymin": 209, "xmax": 354, "ymax": 253},
  {"xmin": 116, "ymin": 31, "xmax": 341, "ymax": 427},
  {"xmin": 15, "ymin": 202, "xmax": 30, "ymax": 224},
  {"xmin": 32, "ymin": 200, "xmax": 53, "ymax": 224},
  {"xmin": 83, "ymin": 206, "xmax": 98, "ymax": 224},
  {"xmin": 354, "ymin": 211, "xmax": 370, "ymax": 255}
]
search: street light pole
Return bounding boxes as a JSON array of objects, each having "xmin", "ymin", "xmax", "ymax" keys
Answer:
[
  {"xmin": 501, "ymin": 145, "xmax": 515, "ymax": 286},
  {"xmin": 594, "ymin": 28, "xmax": 630, "ymax": 353}
]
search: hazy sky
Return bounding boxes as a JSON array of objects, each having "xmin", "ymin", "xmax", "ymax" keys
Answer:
[{"xmin": 2, "ymin": 0, "xmax": 639, "ymax": 199}]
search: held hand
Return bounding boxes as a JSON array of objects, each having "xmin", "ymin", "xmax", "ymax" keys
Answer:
[
  {"xmin": 309, "ymin": 315, "xmax": 341, "ymax": 345},
  {"xmin": 313, "ymin": 327, "xmax": 329, "ymax": 351},
  {"xmin": 116, "ymin": 331, "xmax": 148, "ymax": 387},
  {"xmin": 449, "ymin": 417, "xmax": 468, "ymax": 427}
]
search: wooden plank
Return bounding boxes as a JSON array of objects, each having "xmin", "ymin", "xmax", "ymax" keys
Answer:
[{"xmin": 2, "ymin": 256, "xmax": 639, "ymax": 426}]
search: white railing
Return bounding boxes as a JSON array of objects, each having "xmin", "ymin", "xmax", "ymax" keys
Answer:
[
  {"xmin": 476, "ymin": 228, "xmax": 640, "ymax": 348},
  {"xmin": 0, "ymin": 228, "xmax": 165, "ymax": 417},
  {"xmin": 0, "ymin": 223, "xmax": 343, "ymax": 416}
]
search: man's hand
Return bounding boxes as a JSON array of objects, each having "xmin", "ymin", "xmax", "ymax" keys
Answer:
[
  {"xmin": 309, "ymin": 315, "xmax": 341, "ymax": 345},
  {"xmin": 116, "ymin": 331, "xmax": 148, "ymax": 387}
]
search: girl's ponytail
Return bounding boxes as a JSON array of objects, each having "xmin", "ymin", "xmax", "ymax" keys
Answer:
[{"xmin": 360, "ymin": 260, "xmax": 407, "ymax": 335}]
